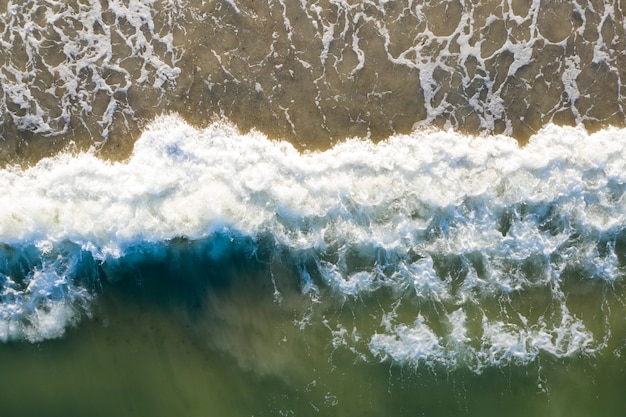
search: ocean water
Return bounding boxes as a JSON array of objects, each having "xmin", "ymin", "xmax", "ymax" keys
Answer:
[{"xmin": 1, "ymin": 0, "xmax": 626, "ymax": 416}]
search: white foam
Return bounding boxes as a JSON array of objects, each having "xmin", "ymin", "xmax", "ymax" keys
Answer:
[
  {"xmin": 370, "ymin": 315, "xmax": 445, "ymax": 366},
  {"xmin": 0, "ymin": 247, "xmax": 92, "ymax": 343},
  {"xmin": 0, "ymin": 0, "xmax": 182, "ymax": 138},
  {"xmin": 2, "ymin": 0, "xmax": 625, "ymax": 145},
  {"xmin": 0, "ymin": 115, "xmax": 623, "ymax": 366}
]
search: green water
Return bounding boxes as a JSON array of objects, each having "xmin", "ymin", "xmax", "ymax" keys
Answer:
[
  {"xmin": 2, "ymin": 0, "xmax": 626, "ymax": 414},
  {"xmin": 1, "ymin": 256, "xmax": 624, "ymax": 417}
]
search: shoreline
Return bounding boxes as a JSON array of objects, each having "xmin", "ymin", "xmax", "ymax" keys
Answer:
[{"xmin": 3, "ymin": 0, "xmax": 626, "ymax": 167}]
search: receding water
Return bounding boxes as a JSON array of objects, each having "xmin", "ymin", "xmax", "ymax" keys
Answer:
[{"xmin": 2, "ymin": 0, "xmax": 626, "ymax": 163}]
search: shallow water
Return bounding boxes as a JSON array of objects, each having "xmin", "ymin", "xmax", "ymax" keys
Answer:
[
  {"xmin": 2, "ymin": 0, "xmax": 626, "ymax": 163},
  {"xmin": 1, "ymin": 0, "xmax": 626, "ymax": 416}
]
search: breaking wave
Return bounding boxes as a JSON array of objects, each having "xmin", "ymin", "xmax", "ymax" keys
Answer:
[{"xmin": 0, "ymin": 115, "xmax": 624, "ymax": 372}]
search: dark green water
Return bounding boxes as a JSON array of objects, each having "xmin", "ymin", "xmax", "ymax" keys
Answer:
[{"xmin": 1, "ymin": 251, "xmax": 624, "ymax": 417}]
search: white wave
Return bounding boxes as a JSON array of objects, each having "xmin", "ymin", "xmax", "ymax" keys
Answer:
[
  {"xmin": 0, "ymin": 243, "xmax": 94, "ymax": 342},
  {"xmin": 0, "ymin": 116, "xmax": 618, "ymax": 259},
  {"xmin": 0, "ymin": 115, "xmax": 623, "ymax": 370}
]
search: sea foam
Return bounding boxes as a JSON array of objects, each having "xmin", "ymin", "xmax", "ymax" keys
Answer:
[{"xmin": 0, "ymin": 115, "xmax": 624, "ymax": 370}]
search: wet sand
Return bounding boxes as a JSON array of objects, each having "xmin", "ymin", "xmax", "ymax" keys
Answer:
[{"xmin": 1, "ymin": 0, "xmax": 626, "ymax": 165}]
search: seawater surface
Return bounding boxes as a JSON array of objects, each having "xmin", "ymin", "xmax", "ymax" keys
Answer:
[{"xmin": 1, "ymin": 0, "xmax": 626, "ymax": 416}]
